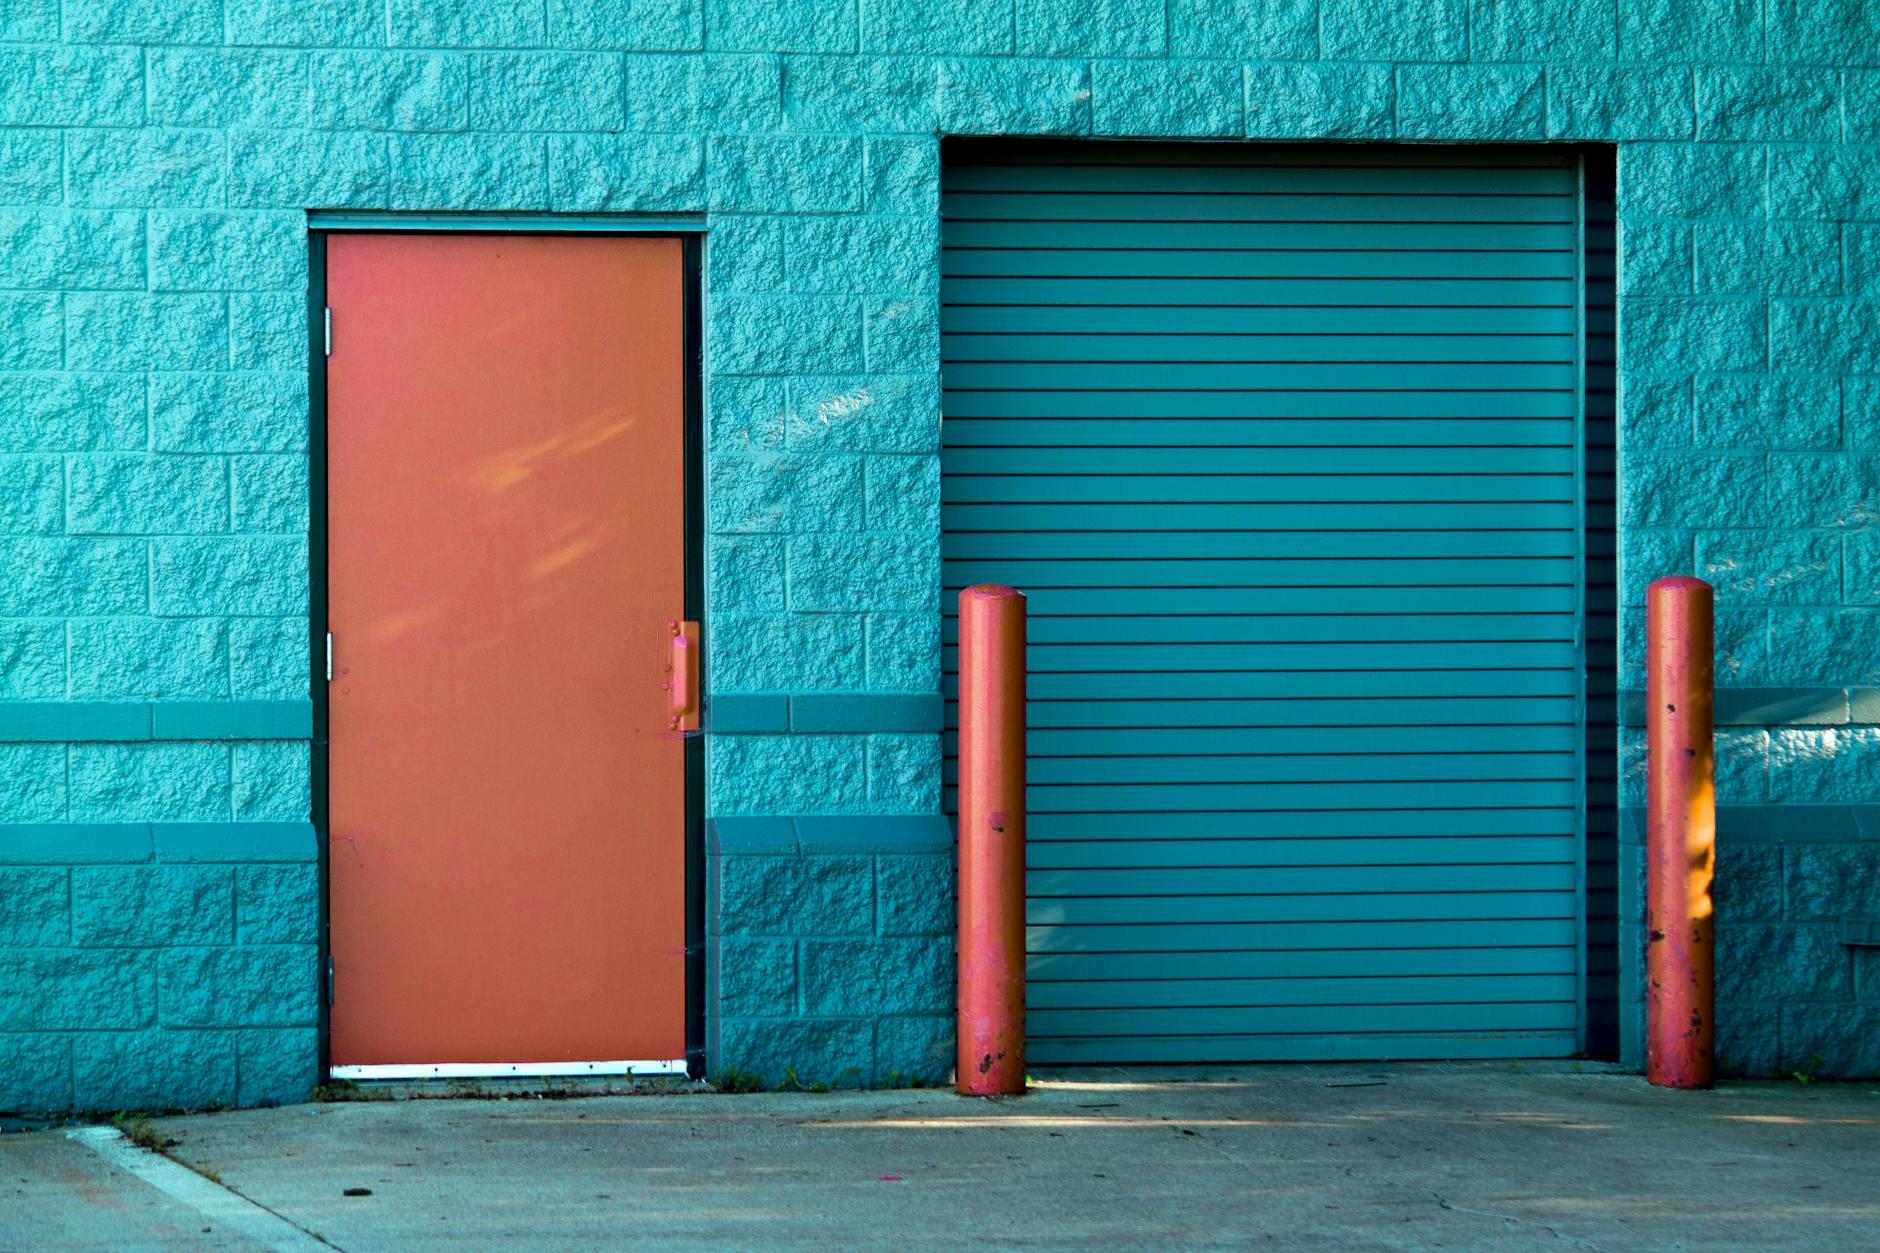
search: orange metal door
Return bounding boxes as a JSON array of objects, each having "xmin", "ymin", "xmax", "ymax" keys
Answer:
[{"xmin": 325, "ymin": 234, "xmax": 688, "ymax": 1069}]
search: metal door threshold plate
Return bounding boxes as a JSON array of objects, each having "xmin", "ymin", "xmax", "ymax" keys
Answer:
[{"xmin": 330, "ymin": 1059, "xmax": 688, "ymax": 1081}]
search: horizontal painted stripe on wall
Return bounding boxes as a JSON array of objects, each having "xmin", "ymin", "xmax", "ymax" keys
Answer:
[
  {"xmin": 1616, "ymin": 805, "xmax": 1880, "ymax": 845},
  {"xmin": 708, "ymin": 693, "xmax": 942, "ymax": 734},
  {"xmin": 0, "ymin": 821, "xmax": 317, "ymax": 864},
  {"xmin": 707, "ymin": 815, "xmax": 950, "ymax": 857},
  {"xmin": 1619, "ymin": 688, "xmax": 1880, "ymax": 728},
  {"xmin": 0, "ymin": 701, "xmax": 313, "ymax": 742}
]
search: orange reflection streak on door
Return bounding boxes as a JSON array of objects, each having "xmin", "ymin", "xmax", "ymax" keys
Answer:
[{"xmin": 326, "ymin": 234, "xmax": 686, "ymax": 1067}]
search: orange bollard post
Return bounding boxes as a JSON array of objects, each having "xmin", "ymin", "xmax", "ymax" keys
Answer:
[
  {"xmin": 957, "ymin": 584, "xmax": 1027, "ymax": 1097},
  {"xmin": 1646, "ymin": 576, "xmax": 1716, "ymax": 1090}
]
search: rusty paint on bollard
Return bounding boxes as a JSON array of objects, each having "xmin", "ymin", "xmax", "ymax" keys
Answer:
[
  {"xmin": 1646, "ymin": 576, "xmax": 1716, "ymax": 1090},
  {"xmin": 957, "ymin": 584, "xmax": 1027, "ymax": 1097}
]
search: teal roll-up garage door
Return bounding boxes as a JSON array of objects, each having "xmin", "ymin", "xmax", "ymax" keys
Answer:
[{"xmin": 941, "ymin": 143, "xmax": 1597, "ymax": 1064}]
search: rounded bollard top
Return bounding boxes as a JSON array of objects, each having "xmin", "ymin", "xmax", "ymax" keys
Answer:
[
  {"xmin": 960, "ymin": 583, "xmax": 1025, "ymax": 602},
  {"xmin": 1647, "ymin": 575, "xmax": 1713, "ymax": 596}
]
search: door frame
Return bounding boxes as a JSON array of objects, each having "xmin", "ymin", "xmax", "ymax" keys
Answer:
[{"xmin": 307, "ymin": 224, "xmax": 707, "ymax": 1082}]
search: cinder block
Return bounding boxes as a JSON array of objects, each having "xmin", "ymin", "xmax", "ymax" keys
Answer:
[
  {"xmin": 0, "ymin": 621, "xmax": 65, "ymax": 698},
  {"xmin": 72, "ymin": 866, "xmax": 233, "ymax": 947},
  {"xmin": 866, "ymin": 733, "xmax": 941, "ymax": 812},
  {"xmin": 1397, "ymin": 64, "xmax": 1544, "ymax": 140},
  {"xmin": 716, "ymin": 1015, "xmax": 873, "ymax": 1087},
  {"xmin": 152, "ymin": 372, "xmax": 307, "ymax": 455},
  {"xmin": 864, "ymin": 137, "xmax": 938, "ymax": 214},
  {"xmin": 787, "ymin": 217, "xmax": 938, "ymax": 295},
  {"xmin": 73, "ymin": 1029, "xmax": 239, "ymax": 1111},
  {"xmin": 863, "ymin": 0, "xmax": 1012, "ymax": 54},
  {"xmin": 864, "ymin": 456, "xmax": 939, "ymax": 532},
  {"xmin": 706, "ymin": 452, "xmax": 864, "ymax": 533},
  {"xmin": 1245, "ymin": 62, "xmax": 1391, "ymax": 139},
  {"xmin": 800, "ymin": 937, "xmax": 950, "ymax": 1015},
  {"xmin": 236, "ymin": 865, "xmax": 320, "ymax": 945},
  {"xmin": 148, "ymin": 50, "xmax": 310, "ymax": 127},
  {"xmin": 1767, "ymin": 609, "xmax": 1880, "ymax": 686},
  {"xmin": 866, "ymin": 613, "xmax": 940, "ymax": 691},
  {"xmin": 788, "ymin": 534, "xmax": 940, "ymax": 612},
  {"xmin": 67, "ymin": 454, "xmax": 230, "ymax": 536},
  {"xmin": 228, "ymin": 131, "xmax": 393, "ymax": 209},
  {"xmin": 1020, "ymin": 0, "xmax": 1166, "ymax": 56},
  {"xmin": 68, "ymin": 130, "xmax": 225, "ymax": 208},
  {"xmin": 1698, "ymin": 67, "xmax": 1839, "ymax": 142},
  {"xmin": 548, "ymin": 134, "xmax": 705, "ymax": 211},
  {"xmin": 712, "ymin": 0, "xmax": 857, "ymax": 52},
  {"xmin": 1092, "ymin": 59, "xmax": 1241, "ymax": 138},
  {"xmin": 1769, "ymin": 148, "xmax": 1880, "ymax": 221},
  {"xmin": 0, "ymin": 210, "xmax": 143, "ymax": 291},
  {"xmin": 863, "ymin": 296, "xmax": 938, "ymax": 373},
  {"xmin": 549, "ymin": 0, "xmax": 703, "ymax": 50},
  {"xmin": 1722, "ymin": 921, "xmax": 1849, "ymax": 1000},
  {"xmin": 1780, "ymin": 1003, "xmax": 1880, "ymax": 1078},
  {"xmin": 783, "ymin": 56, "xmax": 937, "ymax": 133},
  {"xmin": 225, "ymin": 0, "xmax": 381, "ymax": 46},
  {"xmin": 159, "ymin": 945, "xmax": 320, "ymax": 1028},
  {"xmin": 1758, "ymin": 452, "xmax": 1880, "ymax": 528},
  {"xmin": 876, "ymin": 852, "xmax": 952, "ymax": 935},
  {"xmin": 874, "ymin": 1013, "xmax": 952, "ymax": 1085},
  {"xmin": 788, "ymin": 374, "xmax": 938, "ymax": 453},
  {"xmin": 1784, "ymin": 838, "xmax": 1880, "ymax": 918},
  {"xmin": 1620, "ymin": 0, "xmax": 1761, "ymax": 62},
  {"xmin": 469, "ymin": 52, "xmax": 626, "ymax": 131},
  {"xmin": 1714, "ymin": 841, "xmax": 1784, "ymax": 921},
  {"xmin": 1169, "ymin": 0, "xmax": 1312, "ymax": 56},
  {"xmin": 1321, "ymin": 0, "xmax": 1464, "ymax": 60},
  {"xmin": 389, "ymin": 133, "xmax": 549, "ymax": 210},
  {"xmin": 68, "ymin": 744, "xmax": 232, "ymax": 825},
  {"xmin": 232, "ymin": 743, "xmax": 311, "ymax": 822},
  {"xmin": 236, "ymin": 1027, "xmax": 318, "ymax": 1107},
  {"xmin": 1715, "ymin": 1002, "xmax": 1781, "ymax": 1077},
  {"xmin": 230, "ymin": 294, "xmax": 308, "ymax": 371},
  {"xmin": 710, "ymin": 736, "xmax": 868, "ymax": 814},
  {"xmin": 69, "ymin": 618, "xmax": 227, "ymax": 701},
  {"xmin": 0, "ymin": 296, "xmax": 61, "ymax": 369},
  {"xmin": 1620, "ymin": 219, "xmax": 1692, "ymax": 295},
  {"xmin": 231, "ymin": 619, "xmax": 310, "ymax": 699},
  {"xmin": 1696, "ymin": 532, "xmax": 1840, "ymax": 605},
  {"xmin": 0, "ymin": 538, "xmax": 147, "ymax": 616},
  {"xmin": 0, "ymin": 456, "xmax": 61, "ymax": 535},
  {"xmin": 149, "ymin": 211, "xmax": 306, "ymax": 292},
  {"xmin": 0, "ymin": 0, "xmax": 55, "ymax": 39},
  {"xmin": 937, "ymin": 57, "xmax": 1089, "ymax": 136},
  {"xmin": 709, "ymin": 535, "xmax": 787, "ymax": 612},
  {"xmin": 1693, "ymin": 373, "xmax": 1838, "ymax": 450},
  {"xmin": 623, "ymin": 54, "xmax": 781, "ymax": 133},
  {"xmin": 0, "ymin": 868, "xmax": 70, "ymax": 945},
  {"xmin": 1472, "ymin": 0, "xmax": 1615, "ymax": 59},
  {"xmin": 0, "ymin": 46, "xmax": 142, "ymax": 126},
  {"xmin": 389, "ymin": 0, "xmax": 545, "ymax": 46},
  {"xmin": 0, "ymin": 1033, "xmax": 73, "ymax": 1115},
  {"xmin": 709, "ymin": 295, "xmax": 864, "ymax": 374},
  {"xmin": 232, "ymin": 454, "xmax": 309, "ymax": 533},
  {"xmin": 1624, "ymin": 143, "xmax": 1766, "ymax": 218},
  {"xmin": 1, "ymin": 373, "xmax": 144, "ymax": 453},
  {"xmin": 151, "ymin": 536, "xmax": 308, "ymax": 616},
  {"xmin": 716, "ymin": 851, "xmax": 873, "ymax": 933},
  {"xmin": 0, "ymin": 132, "xmax": 61, "ymax": 206},
  {"xmin": 709, "ymin": 135, "xmax": 862, "ymax": 212},
  {"xmin": 718, "ymin": 937, "xmax": 798, "ymax": 1016},
  {"xmin": 311, "ymin": 52, "xmax": 468, "ymax": 130},
  {"xmin": 1621, "ymin": 297, "xmax": 1767, "ymax": 373},
  {"xmin": 1768, "ymin": 729, "xmax": 1880, "ymax": 805},
  {"xmin": 64, "ymin": 294, "xmax": 228, "ymax": 372},
  {"xmin": 711, "ymin": 613, "xmax": 865, "ymax": 690},
  {"xmin": 1772, "ymin": 299, "xmax": 1880, "ymax": 373}
]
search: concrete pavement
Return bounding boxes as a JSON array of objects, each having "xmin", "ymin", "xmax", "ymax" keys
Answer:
[{"xmin": 4, "ymin": 1064, "xmax": 1878, "ymax": 1250}]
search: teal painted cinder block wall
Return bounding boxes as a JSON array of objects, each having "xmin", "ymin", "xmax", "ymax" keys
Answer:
[{"xmin": 4, "ymin": 0, "xmax": 1880, "ymax": 1110}]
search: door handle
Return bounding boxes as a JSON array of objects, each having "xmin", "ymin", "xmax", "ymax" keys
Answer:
[{"xmin": 666, "ymin": 620, "xmax": 700, "ymax": 733}]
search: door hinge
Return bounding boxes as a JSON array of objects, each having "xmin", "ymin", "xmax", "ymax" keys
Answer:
[
  {"xmin": 325, "ymin": 632, "xmax": 333, "ymax": 682},
  {"xmin": 326, "ymin": 954, "xmax": 335, "ymax": 1006},
  {"xmin": 323, "ymin": 306, "xmax": 332, "ymax": 357}
]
